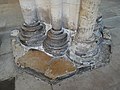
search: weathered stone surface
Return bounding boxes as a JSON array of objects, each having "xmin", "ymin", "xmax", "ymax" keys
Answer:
[
  {"xmin": 16, "ymin": 49, "xmax": 76, "ymax": 80},
  {"xmin": 67, "ymin": 0, "xmax": 111, "ymax": 68},
  {"xmin": 19, "ymin": 0, "xmax": 38, "ymax": 25},
  {"xmin": 0, "ymin": 53, "xmax": 15, "ymax": 80},
  {"xmin": 45, "ymin": 57, "xmax": 76, "ymax": 79},
  {"xmin": 19, "ymin": 22, "xmax": 46, "ymax": 47},
  {"xmin": 17, "ymin": 50, "xmax": 52, "ymax": 74},
  {"xmin": 15, "ymin": 73, "xmax": 51, "ymax": 90},
  {"xmin": 0, "ymin": 32, "xmax": 12, "ymax": 55},
  {"xmin": 76, "ymin": 0, "xmax": 101, "ymax": 41},
  {"xmin": 43, "ymin": 28, "xmax": 68, "ymax": 56}
]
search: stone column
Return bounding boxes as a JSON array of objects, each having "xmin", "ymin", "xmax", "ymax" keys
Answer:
[
  {"xmin": 19, "ymin": 0, "xmax": 46, "ymax": 46},
  {"xmin": 63, "ymin": 0, "xmax": 80, "ymax": 30},
  {"xmin": 50, "ymin": 0, "xmax": 62, "ymax": 30},
  {"xmin": 35, "ymin": 0, "xmax": 51, "ymax": 23},
  {"xmin": 43, "ymin": 0, "xmax": 68, "ymax": 56},
  {"xmin": 67, "ymin": 0, "xmax": 101, "ymax": 64},
  {"xmin": 19, "ymin": 0, "xmax": 38, "ymax": 25}
]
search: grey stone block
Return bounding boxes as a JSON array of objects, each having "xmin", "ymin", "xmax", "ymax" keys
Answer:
[
  {"xmin": 0, "ymin": 32, "xmax": 12, "ymax": 55},
  {"xmin": 15, "ymin": 73, "xmax": 51, "ymax": 90},
  {"xmin": 0, "ymin": 53, "xmax": 15, "ymax": 80},
  {"xmin": 103, "ymin": 16, "xmax": 120, "ymax": 28}
]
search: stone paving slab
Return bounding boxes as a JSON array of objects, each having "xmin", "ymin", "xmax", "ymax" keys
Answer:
[
  {"xmin": 0, "ymin": 32, "xmax": 12, "ymax": 55},
  {"xmin": 52, "ymin": 64, "xmax": 120, "ymax": 90},
  {"xmin": 15, "ymin": 72, "xmax": 51, "ymax": 90},
  {"xmin": 0, "ymin": 53, "xmax": 15, "ymax": 80},
  {"xmin": 103, "ymin": 16, "xmax": 120, "ymax": 28},
  {"xmin": 110, "ymin": 28, "xmax": 120, "ymax": 47},
  {"xmin": 100, "ymin": 0, "xmax": 120, "ymax": 10}
]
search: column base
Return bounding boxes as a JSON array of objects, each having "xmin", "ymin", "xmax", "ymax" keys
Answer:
[
  {"xmin": 19, "ymin": 21, "xmax": 46, "ymax": 47},
  {"xmin": 67, "ymin": 28, "xmax": 111, "ymax": 69},
  {"xmin": 43, "ymin": 28, "xmax": 68, "ymax": 56}
]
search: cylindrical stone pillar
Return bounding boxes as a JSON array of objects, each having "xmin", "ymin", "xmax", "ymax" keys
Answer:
[
  {"xmin": 76, "ymin": 0, "xmax": 101, "ymax": 41},
  {"xmin": 19, "ymin": 0, "xmax": 46, "ymax": 46},
  {"xmin": 43, "ymin": 0, "xmax": 68, "ymax": 56},
  {"xmin": 67, "ymin": 0, "xmax": 101, "ymax": 64},
  {"xmin": 50, "ymin": 0, "xmax": 62, "ymax": 30},
  {"xmin": 63, "ymin": 0, "xmax": 81, "ymax": 30},
  {"xmin": 19, "ymin": 0, "xmax": 38, "ymax": 25}
]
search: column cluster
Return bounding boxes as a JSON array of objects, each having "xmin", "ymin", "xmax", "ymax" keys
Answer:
[{"xmin": 19, "ymin": 0, "xmax": 111, "ymax": 68}]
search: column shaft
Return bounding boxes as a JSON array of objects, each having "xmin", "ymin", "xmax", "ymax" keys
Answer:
[
  {"xmin": 19, "ymin": 0, "xmax": 46, "ymax": 46},
  {"xmin": 76, "ymin": 0, "xmax": 101, "ymax": 41},
  {"xmin": 19, "ymin": 0, "xmax": 38, "ymax": 25},
  {"xmin": 67, "ymin": 0, "xmax": 101, "ymax": 63},
  {"xmin": 43, "ymin": 0, "xmax": 68, "ymax": 56},
  {"xmin": 51, "ymin": 0, "xmax": 62, "ymax": 30}
]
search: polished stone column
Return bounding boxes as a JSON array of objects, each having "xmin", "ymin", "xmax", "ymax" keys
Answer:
[
  {"xmin": 19, "ymin": 0, "xmax": 46, "ymax": 46},
  {"xmin": 43, "ymin": 0, "xmax": 68, "ymax": 56},
  {"xmin": 67, "ymin": 0, "xmax": 102, "ymax": 64}
]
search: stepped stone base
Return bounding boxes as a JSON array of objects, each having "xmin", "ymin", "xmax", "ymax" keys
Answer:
[
  {"xmin": 17, "ymin": 49, "xmax": 76, "ymax": 80},
  {"xmin": 11, "ymin": 35, "xmax": 76, "ymax": 83},
  {"xmin": 11, "ymin": 26, "xmax": 111, "ymax": 84}
]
